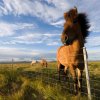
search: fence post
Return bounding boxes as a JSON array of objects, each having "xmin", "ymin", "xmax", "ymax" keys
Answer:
[
  {"xmin": 83, "ymin": 47, "xmax": 92, "ymax": 100},
  {"xmin": 12, "ymin": 58, "xmax": 14, "ymax": 69}
]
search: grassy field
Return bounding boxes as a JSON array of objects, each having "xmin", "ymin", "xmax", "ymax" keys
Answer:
[{"xmin": 0, "ymin": 61, "xmax": 100, "ymax": 100}]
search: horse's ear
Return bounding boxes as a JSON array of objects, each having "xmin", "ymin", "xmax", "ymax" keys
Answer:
[
  {"xmin": 64, "ymin": 12, "xmax": 67, "ymax": 21},
  {"xmin": 74, "ymin": 6, "xmax": 78, "ymax": 13}
]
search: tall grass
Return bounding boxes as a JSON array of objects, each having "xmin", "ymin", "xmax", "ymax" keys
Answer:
[{"xmin": 0, "ymin": 62, "xmax": 99, "ymax": 100}]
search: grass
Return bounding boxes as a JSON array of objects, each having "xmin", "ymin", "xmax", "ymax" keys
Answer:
[{"xmin": 0, "ymin": 61, "xmax": 100, "ymax": 100}]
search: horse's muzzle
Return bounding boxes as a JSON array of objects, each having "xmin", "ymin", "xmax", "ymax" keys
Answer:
[{"xmin": 61, "ymin": 34, "xmax": 70, "ymax": 45}]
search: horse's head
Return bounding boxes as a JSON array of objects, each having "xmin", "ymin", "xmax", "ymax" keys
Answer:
[{"xmin": 61, "ymin": 7, "xmax": 80, "ymax": 45}]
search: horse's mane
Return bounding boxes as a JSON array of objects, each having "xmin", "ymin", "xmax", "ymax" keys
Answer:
[{"xmin": 78, "ymin": 13, "xmax": 90, "ymax": 43}]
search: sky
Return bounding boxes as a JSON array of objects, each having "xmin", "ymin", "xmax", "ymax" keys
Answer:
[{"xmin": 0, "ymin": 0, "xmax": 100, "ymax": 61}]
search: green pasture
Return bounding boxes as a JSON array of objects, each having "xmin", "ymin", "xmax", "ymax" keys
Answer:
[{"xmin": 0, "ymin": 61, "xmax": 100, "ymax": 100}]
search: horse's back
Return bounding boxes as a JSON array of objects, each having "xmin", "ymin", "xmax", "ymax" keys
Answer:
[
  {"xmin": 31, "ymin": 60, "xmax": 36, "ymax": 65},
  {"xmin": 40, "ymin": 59, "xmax": 47, "ymax": 63}
]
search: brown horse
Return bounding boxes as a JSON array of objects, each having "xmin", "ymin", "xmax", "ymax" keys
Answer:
[
  {"xmin": 40, "ymin": 59, "xmax": 48, "ymax": 68},
  {"xmin": 57, "ymin": 7, "xmax": 90, "ymax": 94}
]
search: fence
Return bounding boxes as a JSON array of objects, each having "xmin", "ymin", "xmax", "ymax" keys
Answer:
[
  {"xmin": 0, "ymin": 47, "xmax": 100, "ymax": 100},
  {"xmin": 34, "ymin": 47, "xmax": 100, "ymax": 100}
]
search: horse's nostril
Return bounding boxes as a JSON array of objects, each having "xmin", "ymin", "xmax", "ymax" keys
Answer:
[{"xmin": 65, "ymin": 35, "xmax": 68, "ymax": 41}]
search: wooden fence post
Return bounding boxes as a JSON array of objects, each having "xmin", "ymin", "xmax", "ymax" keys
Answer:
[
  {"xmin": 83, "ymin": 47, "xmax": 92, "ymax": 100},
  {"xmin": 12, "ymin": 58, "xmax": 14, "ymax": 69}
]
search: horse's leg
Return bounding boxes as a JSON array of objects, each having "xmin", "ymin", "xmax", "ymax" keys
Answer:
[
  {"xmin": 46, "ymin": 62, "xmax": 47, "ymax": 68},
  {"xmin": 77, "ymin": 68, "xmax": 83, "ymax": 93},
  {"xmin": 64, "ymin": 66, "xmax": 68, "ymax": 80},
  {"xmin": 69, "ymin": 65, "xmax": 78, "ymax": 95},
  {"xmin": 43, "ymin": 63, "xmax": 44, "ymax": 67},
  {"xmin": 64, "ymin": 66, "xmax": 71, "ymax": 92},
  {"xmin": 42, "ymin": 63, "xmax": 44, "ymax": 67}
]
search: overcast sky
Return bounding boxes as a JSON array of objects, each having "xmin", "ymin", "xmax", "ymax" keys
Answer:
[{"xmin": 0, "ymin": 0, "xmax": 100, "ymax": 61}]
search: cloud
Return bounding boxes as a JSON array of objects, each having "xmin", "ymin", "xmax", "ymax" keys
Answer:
[
  {"xmin": 0, "ymin": 0, "xmax": 70, "ymax": 25},
  {"xmin": 50, "ymin": 19, "xmax": 65, "ymax": 27},
  {"xmin": 0, "ymin": 46, "xmax": 56, "ymax": 61},
  {"xmin": 85, "ymin": 32, "xmax": 100, "ymax": 60},
  {"xmin": 86, "ymin": 36, "xmax": 100, "ymax": 47},
  {"xmin": 45, "ymin": 0, "xmax": 70, "ymax": 10},
  {"xmin": 0, "ymin": 22, "xmax": 14, "ymax": 36},
  {"xmin": 0, "ymin": 32, "xmax": 60, "ymax": 45},
  {"xmin": 0, "ymin": 21, "xmax": 36, "ymax": 37},
  {"xmin": 47, "ymin": 41, "xmax": 59, "ymax": 46},
  {"xmin": 0, "ymin": 47, "xmax": 38, "ymax": 56},
  {"xmin": 0, "ymin": 0, "xmax": 99, "ymax": 31},
  {"xmin": 74, "ymin": 0, "xmax": 100, "ymax": 32},
  {"xmin": 87, "ymin": 47, "xmax": 100, "ymax": 61},
  {"xmin": 0, "ymin": 46, "xmax": 40, "ymax": 61}
]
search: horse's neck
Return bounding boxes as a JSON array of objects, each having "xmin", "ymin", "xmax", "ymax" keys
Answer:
[{"xmin": 71, "ymin": 37, "xmax": 84, "ymax": 53}]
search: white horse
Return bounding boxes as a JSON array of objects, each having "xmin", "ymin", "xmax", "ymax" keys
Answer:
[{"xmin": 31, "ymin": 60, "xmax": 37, "ymax": 66}]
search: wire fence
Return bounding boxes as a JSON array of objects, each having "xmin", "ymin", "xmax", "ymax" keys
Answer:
[
  {"xmin": 0, "ymin": 47, "xmax": 100, "ymax": 100},
  {"xmin": 34, "ymin": 67, "xmax": 100, "ymax": 100},
  {"xmin": 32, "ymin": 47, "xmax": 100, "ymax": 100}
]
